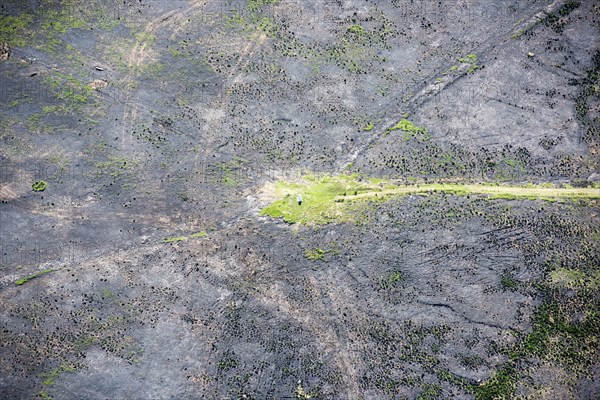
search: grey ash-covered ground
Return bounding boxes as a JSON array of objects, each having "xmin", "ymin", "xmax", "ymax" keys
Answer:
[{"xmin": 0, "ymin": 1, "xmax": 599, "ymax": 399}]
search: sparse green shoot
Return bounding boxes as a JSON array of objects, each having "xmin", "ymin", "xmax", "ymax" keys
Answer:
[
  {"xmin": 15, "ymin": 268, "xmax": 54, "ymax": 285},
  {"xmin": 163, "ymin": 236, "xmax": 186, "ymax": 243}
]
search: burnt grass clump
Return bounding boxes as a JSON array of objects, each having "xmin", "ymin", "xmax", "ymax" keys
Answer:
[{"xmin": 1, "ymin": 0, "xmax": 599, "ymax": 399}]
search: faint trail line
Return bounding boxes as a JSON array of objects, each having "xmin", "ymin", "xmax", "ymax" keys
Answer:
[
  {"xmin": 311, "ymin": 275, "xmax": 362, "ymax": 399},
  {"xmin": 339, "ymin": 0, "xmax": 570, "ymax": 170},
  {"xmin": 417, "ymin": 298, "xmax": 516, "ymax": 331},
  {"xmin": 120, "ymin": 1, "xmax": 207, "ymax": 155}
]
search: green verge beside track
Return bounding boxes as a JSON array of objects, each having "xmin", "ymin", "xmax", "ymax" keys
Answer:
[{"xmin": 260, "ymin": 174, "xmax": 600, "ymax": 225}]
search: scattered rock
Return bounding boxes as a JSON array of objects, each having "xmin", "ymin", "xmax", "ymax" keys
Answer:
[
  {"xmin": 527, "ymin": 52, "xmax": 535, "ymax": 57},
  {"xmin": 0, "ymin": 43, "xmax": 10, "ymax": 61},
  {"xmin": 89, "ymin": 79, "xmax": 108, "ymax": 90}
]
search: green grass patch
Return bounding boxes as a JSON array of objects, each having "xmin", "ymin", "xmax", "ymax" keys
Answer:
[
  {"xmin": 473, "ymin": 363, "xmax": 518, "ymax": 400},
  {"xmin": 458, "ymin": 53, "xmax": 480, "ymax": 74},
  {"xmin": 15, "ymin": 268, "xmax": 54, "ymax": 285},
  {"xmin": 296, "ymin": 382, "xmax": 320, "ymax": 399},
  {"xmin": 500, "ymin": 272, "xmax": 519, "ymax": 291},
  {"xmin": 73, "ymin": 335, "xmax": 99, "ymax": 351},
  {"xmin": 135, "ymin": 31, "xmax": 156, "ymax": 45},
  {"xmin": 558, "ymin": 0, "xmax": 580, "ymax": 16},
  {"xmin": 217, "ymin": 157, "xmax": 247, "ymax": 187},
  {"xmin": 164, "ymin": 230, "xmax": 210, "ymax": 241},
  {"xmin": 32, "ymin": 180, "xmax": 47, "ymax": 192},
  {"xmin": 354, "ymin": 183, "xmax": 600, "ymax": 201},
  {"xmin": 248, "ymin": 0, "xmax": 280, "ymax": 11},
  {"xmin": 387, "ymin": 271, "xmax": 403, "ymax": 284},
  {"xmin": 548, "ymin": 268, "xmax": 588, "ymax": 289},
  {"xmin": 417, "ymin": 383, "xmax": 442, "ymax": 400},
  {"xmin": 260, "ymin": 175, "xmax": 600, "ymax": 225},
  {"xmin": 217, "ymin": 352, "xmax": 238, "ymax": 371},
  {"xmin": 0, "ymin": 1, "xmax": 88, "ymax": 55},
  {"xmin": 520, "ymin": 300, "xmax": 599, "ymax": 366},
  {"xmin": 163, "ymin": 236, "xmax": 186, "ymax": 243},
  {"xmin": 304, "ymin": 247, "xmax": 328, "ymax": 261},
  {"xmin": 380, "ymin": 271, "xmax": 404, "ymax": 289},
  {"xmin": 467, "ymin": 64, "xmax": 479, "ymax": 74},
  {"xmin": 0, "ymin": 14, "xmax": 34, "ymax": 47},
  {"xmin": 510, "ymin": 29, "xmax": 526, "ymax": 39},
  {"xmin": 95, "ymin": 155, "xmax": 139, "ymax": 178},
  {"xmin": 259, "ymin": 174, "xmax": 391, "ymax": 225},
  {"xmin": 43, "ymin": 363, "xmax": 76, "ymax": 385},
  {"xmin": 39, "ymin": 362, "xmax": 76, "ymax": 399},
  {"xmin": 347, "ymin": 25, "xmax": 367, "ymax": 36},
  {"xmin": 459, "ymin": 54, "xmax": 477, "ymax": 63},
  {"xmin": 386, "ymin": 118, "xmax": 431, "ymax": 141}
]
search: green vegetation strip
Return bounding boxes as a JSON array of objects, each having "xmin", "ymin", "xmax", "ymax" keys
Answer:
[
  {"xmin": 260, "ymin": 174, "xmax": 600, "ymax": 225},
  {"xmin": 344, "ymin": 183, "xmax": 600, "ymax": 201},
  {"xmin": 15, "ymin": 268, "xmax": 54, "ymax": 285},
  {"xmin": 163, "ymin": 231, "xmax": 209, "ymax": 243}
]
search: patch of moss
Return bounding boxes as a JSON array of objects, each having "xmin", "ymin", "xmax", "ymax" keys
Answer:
[
  {"xmin": 467, "ymin": 64, "xmax": 479, "ymax": 74},
  {"xmin": 503, "ymin": 158, "xmax": 523, "ymax": 168},
  {"xmin": 0, "ymin": 13, "xmax": 34, "ymax": 47},
  {"xmin": 388, "ymin": 271, "xmax": 403, "ymax": 283}
]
